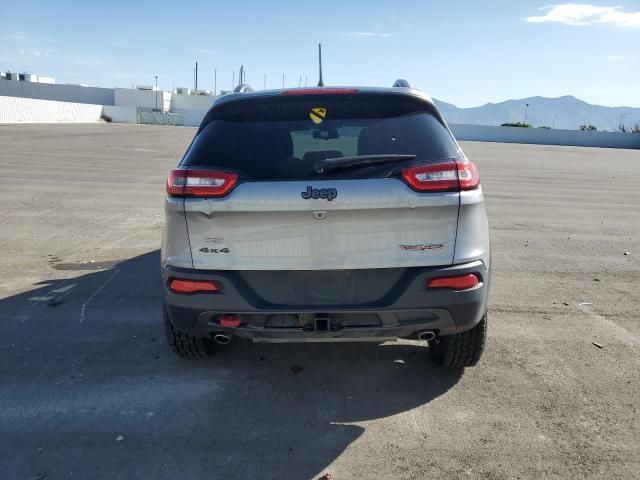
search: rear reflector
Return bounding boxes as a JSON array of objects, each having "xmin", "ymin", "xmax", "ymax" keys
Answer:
[
  {"xmin": 169, "ymin": 279, "xmax": 221, "ymax": 294},
  {"xmin": 218, "ymin": 314, "xmax": 242, "ymax": 327},
  {"xmin": 281, "ymin": 88, "xmax": 358, "ymax": 96},
  {"xmin": 402, "ymin": 160, "xmax": 480, "ymax": 192},
  {"xmin": 426, "ymin": 274, "xmax": 479, "ymax": 290},
  {"xmin": 167, "ymin": 169, "xmax": 238, "ymax": 197}
]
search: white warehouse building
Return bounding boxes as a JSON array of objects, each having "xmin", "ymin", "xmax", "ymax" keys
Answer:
[{"xmin": 0, "ymin": 71, "xmax": 217, "ymax": 125}]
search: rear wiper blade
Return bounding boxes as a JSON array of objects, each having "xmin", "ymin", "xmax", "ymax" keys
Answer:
[{"xmin": 313, "ymin": 154, "xmax": 416, "ymax": 174}]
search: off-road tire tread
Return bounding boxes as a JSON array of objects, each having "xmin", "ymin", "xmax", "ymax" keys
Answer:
[
  {"xmin": 163, "ymin": 310, "xmax": 215, "ymax": 358},
  {"xmin": 430, "ymin": 313, "xmax": 487, "ymax": 368}
]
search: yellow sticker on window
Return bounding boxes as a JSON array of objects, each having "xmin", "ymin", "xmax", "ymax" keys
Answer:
[{"xmin": 309, "ymin": 107, "xmax": 327, "ymax": 124}]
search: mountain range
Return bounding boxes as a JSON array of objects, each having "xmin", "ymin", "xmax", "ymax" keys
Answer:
[{"xmin": 433, "ymin": 95, "xmax": 640, "ymax": 132}]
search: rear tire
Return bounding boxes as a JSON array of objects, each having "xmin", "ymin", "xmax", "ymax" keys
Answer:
[
  {"xmin": 163, "ymin": 308, "xmax": 217, "ymax": 358},
  {"xmin": 429, "ymin": 313, "xmax": 487, "ymax": 368}
]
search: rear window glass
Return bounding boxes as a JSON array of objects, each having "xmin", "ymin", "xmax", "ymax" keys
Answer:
[{"xmin": 182, "ymin": 93, "xmax": 462, "ymax": 180}]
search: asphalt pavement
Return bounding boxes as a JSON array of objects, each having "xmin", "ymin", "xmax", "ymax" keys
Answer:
[{"xmin": 0, "ymin": 123, "xmax": 638, "ymax": 479}]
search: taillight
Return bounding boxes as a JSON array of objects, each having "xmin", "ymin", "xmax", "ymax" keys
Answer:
[
  {"xmin": 402, "ymin": 160, "xmax": 480, "ymax": 192},
  {"xmin": 426, "ymin": 274, "xmax": 479, "ymax": 290},
  {"xmin": 218, "ymin": 314, "xmax": 242, "ymax": 327},
  {"xmin": 457, "ymin": 161, "xmax": 480, "ymax": 190},
  {"xmin": 169, "ymin": 279, "xmax": 221, "ymax": 294},
  {"xmin": 166, "ymin": 169, "xmax": 238, "ymax": 197},
  {"xmin": 281, "ymin": 88, "xmax": 358, "ymax": 96}
]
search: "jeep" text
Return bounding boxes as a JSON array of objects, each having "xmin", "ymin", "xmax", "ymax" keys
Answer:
[{"xmin": 301, "ymin": 186, "xmax": 338, "ymax": 201}]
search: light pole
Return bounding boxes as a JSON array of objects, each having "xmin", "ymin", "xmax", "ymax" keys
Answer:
[
  {"xmin": 552, "ymin": 114, "xmax": 558, "ymax": 129},
  {"xmin": 154, "ymin": 75, "xmax": 158, "ymax": 111},
  {"xmin": 524, "ymin": 103, "xmax": 530, "ymax": 125}
]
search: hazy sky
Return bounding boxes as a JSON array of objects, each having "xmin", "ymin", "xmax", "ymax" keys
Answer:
[{"xmin": 1, "ymin": 1, "xmax": 638, "ymax": 107}]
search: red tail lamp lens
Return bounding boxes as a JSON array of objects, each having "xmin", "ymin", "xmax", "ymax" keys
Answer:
[
  {"xmin": 166, "ymin": 169, "xmax": 238, "ymax": 197},
  {"xmin": 402, "ymin": 162, "xmax": 459, "ymax": 191},
  {"xmin": 402, "ymin": 160, "xmax": 480, "ymax": 192},
  {"xmin": 426, "ymin": 274, "xmax": 479, "ymax": 290},
  {"xmin": 456, "ymin": 161, "xmax": 480, "ymax": 190},
  {"xmin": 218, "ymin": 314, "xmax": 242, "ymax": 327},
  {"xmin": 169, "ymin": 279, "xmax": 221, "ymax": 294}
]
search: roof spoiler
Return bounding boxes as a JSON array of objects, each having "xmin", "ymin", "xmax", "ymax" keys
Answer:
[{"xmin": 392, "ymin": 79, "xmax": 411, "ymax": 88}]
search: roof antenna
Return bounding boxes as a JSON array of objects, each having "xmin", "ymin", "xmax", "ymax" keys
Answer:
[{"xmin": 317, "ymin": 43, "xmax": 324, "ymax": 87}]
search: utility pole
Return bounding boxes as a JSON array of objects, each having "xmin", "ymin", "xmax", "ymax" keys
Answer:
[
  {"xmin": 282, "ymin": 73, "xmax": 285, "ymax": 88},
  {"xmin": 154, "ymin": 75, "xmax": 158, "ymax": 111},
  {"xmin": 305, "ymin": 75, "xmax": 308, "ymax": 87},
  {"xmin": 195, "ymin": 61, "xmax": 198, "ymax": 91},
  {"xmin": 232, "ymin": 70, "xmax": 235, "ymax": 89},
  {"xmin": 214, "ymin": 68, "xmax": 217, "ymax": 96},
  {"xmin": 552, "ymin": 114, "xmax": 558, "ymax": 129},
  {"xmin": 524, "ymin": 103, "xmax": 530, "ymax": 124}
]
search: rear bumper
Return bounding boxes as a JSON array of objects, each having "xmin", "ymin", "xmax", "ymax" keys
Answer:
[{"xmin": 163, "ymin": 261, "xmax": 489, "ymax": 342}]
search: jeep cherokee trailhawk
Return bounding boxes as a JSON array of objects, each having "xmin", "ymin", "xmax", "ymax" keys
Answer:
[{"xmin": 162, "ymin": 82, "xmax": 490, "ymax": 368}]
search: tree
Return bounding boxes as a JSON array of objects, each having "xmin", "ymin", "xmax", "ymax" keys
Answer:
[
  {"xmin": 501, "ymin": 122, "xmax": 532, "ymax": 128},
  {"xmin": 580, "ymin": 124, "xmax": 597, "ymax": 131}
]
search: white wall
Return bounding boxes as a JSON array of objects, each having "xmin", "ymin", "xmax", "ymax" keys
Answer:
[
  {"xmin": 101, "ymin": 105, "xmax": 137, "ymax": 123},
  {"xmin": 170, "ymin": 93, "xmax": 216, "ymax": 112},
  {"xmin": 114, "ymin": 88, "xmax": 170, "ymax": 110},
  {"xmin": 0, "ymin": 80, "xmax": 114, "ymax": 105},
  {"xmin": 169, "ymin": 94, "xmax": 217, "ymax": 126},
  {"xmin": 451, "ymin": 124, "xmax": 640, "ymax": 150},
  {"xmin": 0, "ymin": 96, "xmax": 103, "ymax": 123},
  {"xmin": 3, "ymin": 93, "xmax": 637, "ymax": 150},
  {"xmin": 182, "ymin": 109, "xmax": 208, "ymax": 127}
]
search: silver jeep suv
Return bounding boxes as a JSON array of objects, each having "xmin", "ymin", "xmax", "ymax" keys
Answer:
[{"xmin": 162, "ymin": 83, "xmax": 490, "ymax": 368}]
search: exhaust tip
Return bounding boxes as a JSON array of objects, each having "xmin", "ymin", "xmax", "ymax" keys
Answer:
[
  {"xmin": 213, "ymin": 333, "xmax": 231, "ymax": 345},
  {"xmin": 417, "ymin": 330, "xmax": 436, "ymax": 342}
]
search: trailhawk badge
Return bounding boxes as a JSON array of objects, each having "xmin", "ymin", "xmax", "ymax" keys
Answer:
[{"xmin": 399, "ymin": 244, "xmax": 444, "ymax": 252}]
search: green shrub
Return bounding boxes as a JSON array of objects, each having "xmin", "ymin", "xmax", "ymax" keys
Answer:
[
  {"xmin": 580, "ymin": 124, "xmax": 597, "ymax": 131},
  {"xmin": 501, "ymin": 122, "xmax": 532, "ymax": 128}
]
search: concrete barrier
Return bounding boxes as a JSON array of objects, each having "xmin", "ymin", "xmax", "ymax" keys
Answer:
[
  {"xmin": 451, "ymin": 124, "xmax": 640, "ymax": 149},
  {"xmin": 101, "ymin": 106, "xmax": 137, "ymax": 124},
  {"xmin": 0, "ymin": 81, "xmax": 114, "ymax": 105},
  {"xmin": 2, "ymin": 94, "xmax": 638, "ymax": 150},
  {"xmin": 0, "ymin": 95, "xmax": 102, "ymax": 123}
]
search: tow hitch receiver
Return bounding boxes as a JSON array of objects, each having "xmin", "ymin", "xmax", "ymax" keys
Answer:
[{"xmin": 314, "ymin": 314, "xmax": 330, "ymax": 332}]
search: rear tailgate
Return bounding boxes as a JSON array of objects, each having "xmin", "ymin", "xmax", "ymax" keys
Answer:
[
  {"xmin": 185, "ymin": 179, "xmax": 458, "ymax": 270},
  {"xmin": 177, "ymin": 90, "xmax": 465, "ymax": 271}
]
